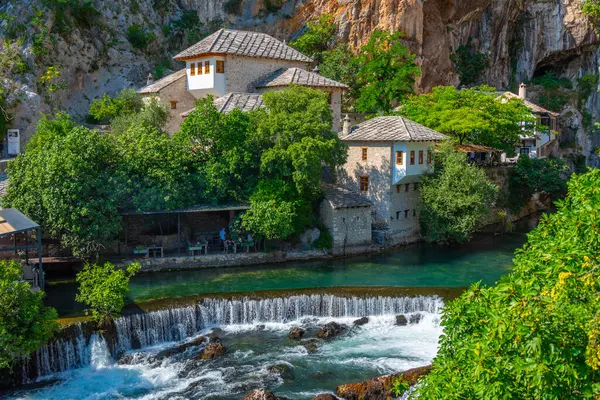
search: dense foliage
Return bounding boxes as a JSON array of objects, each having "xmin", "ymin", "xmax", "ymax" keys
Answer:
[
  {"xmin": 290, "ymin": 15, "xmax": 336, "ymax": 63},
  {"xmin": 355, "ymin": 30, "xmax": 420, "ymax": 113},
  {"xmin": 450, "ymin": 37, "xmax": 489, "ymax": 86},
  {"xmin": 76, "ymin": 262, "xmax": 141, "ymax": 325},
  {"xmin": 415, "ymin": 168, "xmax": 600, "ymax": 399},
  {"xmin": 88, "ymin": 88, "xmax": 144, "ymax": 123},
  {"xmin": 508, "ymin": 156, "xmax": 568, "ymax": 212},
  {"xmin": 4, "ymin": 114, "xmax": 121, "ymax": 258},
  {"xmin": 0, "ymin": 261, "xmax": 58, "ymax": 369},
  {"xmin": 419, "ymin": 141, "xmax": 498, "ymax": 244},
  {"xmin": 399, "ymin": 85, "xmax": 535, "ymax": 153}
]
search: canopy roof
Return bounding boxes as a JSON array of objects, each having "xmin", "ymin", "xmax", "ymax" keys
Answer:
[{"xmin": 0, "ymin": 208, "xmax": 39, "ymax": 237}]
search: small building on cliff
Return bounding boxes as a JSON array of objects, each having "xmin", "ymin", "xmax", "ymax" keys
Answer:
[
  {"xmin": 137, "ymin": 29, "xmax": 348, "ymax": 132},
  {"xmin": 336, "ymin": 115, "xmax": 446, "ymax": 247}
]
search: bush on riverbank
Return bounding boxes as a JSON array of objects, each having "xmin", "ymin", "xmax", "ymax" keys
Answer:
[
  {"xmin": 414, "ymin": 168, "xmax": 600, "ymax": 399},
  {"xmin": 419, "ymin": 141, "xmax": 498, "ymax": 244},
  {"xmin": 76, "ymin": 262, "xmax": 141, "ymax": 326},
  {"xmin": 0, "ymin": 260, "xmax": 58, "ymax": 369}
]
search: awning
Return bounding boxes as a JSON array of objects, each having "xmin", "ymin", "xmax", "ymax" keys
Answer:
[
  {"xmin": 0, "ymin": 208, "xmax": 40, "ymax": 238},
  {"xmin": 120, "ymin": 203, "xmax": 250, "ymax": 216}
]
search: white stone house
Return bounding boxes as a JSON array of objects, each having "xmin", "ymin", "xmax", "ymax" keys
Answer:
[
  {"xmin": 337, "ymin": 116, "xmax": 446, "ymax": 246},
  {"xmin": 499, "ymin": 83, "xmax": 559, "ymax": 159},
  {"xmin": 138, "ymin": 29, "xmax": 348, "ymax": 132}
]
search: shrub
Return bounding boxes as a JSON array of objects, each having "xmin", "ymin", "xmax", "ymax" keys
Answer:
[
  {"xmin": 76, "ymin": 262, "xmax": 141, "ymax": 326},
  {"xmin": 450, "ymin": 37, "xmax": 488, "ymax": 86},
  {"xmin": 88, "ymin": 88, "xmax": 144, "ymax": 123},
  {"xmin": 0, "ymin": 260, "xmax": 59, "ymax": 369},
  {"xmin": 531, "ymin": 71, "xmax": 573, "ymax": 90},
  {"xmin": 414, "ymin": 169, "xmax": 600, "ymax": 399},
  {"xmin": 127, "ymin": 24, "xmax": 156, "ymax": 50},
  {"xmin": 313, "ymin": 226, "xmax": 333, "ymax": 249}
]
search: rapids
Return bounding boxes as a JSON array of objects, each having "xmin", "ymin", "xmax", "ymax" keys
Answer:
[{"xmin": 11, "ymin": 294, "xmax": 443, "ymax": 399}]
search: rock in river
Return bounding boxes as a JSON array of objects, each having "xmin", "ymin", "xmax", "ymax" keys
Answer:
[
  {"xmin": 313, "ymin": 394, "xmax": 338, "ymax": 400},
  {"xmin": 267, "ymin": 363, "xmax": 295, "ymax": 380},
  {"xmin": 353, "ymin": 317, "xmax": 369, "ymax": 326},
  {"xmin": 395, "ymin": 315, "xmax": 408, "ymax": 326},
  {"xmin": 288, "ymin": 327, "xmax": 305, "ymax": 340},
  {"xmin": 197, "ymin": 339, "xmax": 225, "ymax": 360},
  {"xmin": 409, "ymin": 313, "xmax": 423, "ymax": 324},
  {"xmin": 302, "ymin": 339, "xmax": 319, "ymax": 353},
  {"xmin": 241, "ymin": 388, "xmax": 280, "ymax": 400},
  {"xmin": 316, "ymin": 322, "xmax": 346, "ymax": 339}
]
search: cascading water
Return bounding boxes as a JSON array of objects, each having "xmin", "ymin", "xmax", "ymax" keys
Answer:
[{"xmin": 17, "ymin": 294, "xmax": 443, "ymax": 400}]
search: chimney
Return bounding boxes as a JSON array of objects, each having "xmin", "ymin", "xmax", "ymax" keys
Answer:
[
  {"xmin": 312, "ymin": 65, "xmax": 320, "ymax": 74},
  {"xmin": 342, "ymin": 114, "xmax": 351, "ymax": 136},
  {"xmin": 518, "ymin": 82, "xmax": 527, "ymax": 99},
  {"xmin": 146, "ymin": 73, "xmax": 154, "ymax": 86}
]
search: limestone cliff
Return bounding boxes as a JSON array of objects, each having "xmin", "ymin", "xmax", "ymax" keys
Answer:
[{"xmin": 1, "ymin": 0, "xmax": 600, "ymax": 163}]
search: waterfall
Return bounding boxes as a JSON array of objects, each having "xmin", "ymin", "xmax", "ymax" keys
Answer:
[{"xmin": 26, "ymin": 294, "xmax": 443, "ymax": 381}]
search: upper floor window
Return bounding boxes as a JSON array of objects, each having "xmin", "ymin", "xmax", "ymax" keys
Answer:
[
  {"xmin": 405, "ymin": 184, "xmax": 409, "ymax": 192},
  {"xmin": 216, "ymin": 60, "xmax": 225, "ymax": 73},
  {"xmin": 360, "ymin": 176, "xmax": 369, "ymax": 192},
  {"xmin": 418, "ymin": 150, "xmax": 424, "ymax": 164},
  {"xmin": 410, "ymin": 151, "xmax": 415, "ymax": 165},
  {"xmin": 190, "ymin": 63, "xmax": 196, "ymax": 76},
  {"xmin": 204, "ymin": 61, "xmax": 210, "ymax": 74},
  {"xmin": 427, "ymin": 150, "xmax": 432, "ymax": 164},
  {"xmin": 170, "ymin": 100, "xmax": 178, "ymax": 110},
  {"xmin": 396, "ymin": 151, "xmax": 403, "ymax": 165},
  {"xmin": 361, "ymin": 147, "xmax": 368, "ymax": 161}
]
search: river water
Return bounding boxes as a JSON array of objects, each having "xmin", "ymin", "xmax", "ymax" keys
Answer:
[{"xmin": 9, "ymin": 232, "xmax": 527, "ymax": 399}]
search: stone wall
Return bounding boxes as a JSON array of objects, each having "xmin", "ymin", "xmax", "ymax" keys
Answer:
[
  {"xmin": 387, "ymin": 182, "xmax": 422, "ymax": 245},
  {"xmin": 337, "ymin": 142, "xmax": 393, "ymax": 221},
  {"xmin": 319, "ymin": 200, "xmax": 372, "ymax": 249},
  {"xmin": 225, "ymin": 55, "xmax": 308, "ymax": 93},
  {"xmin": 148, "ymin": 74, "xmax": 197, "ymax": 134}
]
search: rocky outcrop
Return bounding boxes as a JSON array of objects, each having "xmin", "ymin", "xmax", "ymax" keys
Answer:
[
  {"xmin": 316, "ymin": 322, "xmax": 346, "ymax": 339},
  {"xmin": 241, "ymin": 389, "xmax": 281, "ymax": 400},
  {"xmin": 288, "ymin": 327, "xmax": 305, "ymax": 340},
  {"xmin": 335, "ymin": 365, "xmax": 432, "ymax": 400}
]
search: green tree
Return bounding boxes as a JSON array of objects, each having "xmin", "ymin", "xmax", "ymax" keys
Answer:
[
  {"xmin": 76, "ymin": 262, "xmax": 141, "ymax": 326},
  {"xmin": 3, "ymin": 114, "xmax": 121, "ymax": 258},
  {"xmin": 88, "ymin": 88, "xmax": 144, "ymax": 123},
  {"xmin": 414, "ymin": 168, "xmax": 600, "ymax": 399},
  {"xmin": 0, "ymin": 260, "xmax": 58, "ymax": 369},
  {"xmin": 290, "ymin": 14, "xmax": 336, "ymax": 62},
  {"xmin": 508, "ymin": 156, "xmax": 568, "ymax": 211},
  {"xmin": 113, "ymin": 123, "xmax": 196, "ymax": 211},
  {"xmin": 398, "ymin": 85, "xmax": 535, "ymax": 153},
  {"xmin": 419, "ymin": 141, "xmax": 498, "ymax": 244},
  {"xmin": 320, "ymin": 44, "xmax": 361, "ymax": 110},
  {"xmin": 174, "ymin": 96, "xmax": 263, "ymax": 203},
  {"xmin": 110, "ymin": 97, "xmax": 171, "ymax": 135},
  {"xmin": 355, "ymin": 30, "xmax": 420, "ymax": 113}
]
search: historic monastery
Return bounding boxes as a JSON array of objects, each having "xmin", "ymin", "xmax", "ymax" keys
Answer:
[{"xmin": 137, "ymin": 28, "xmax": 348, "ymax": 133}]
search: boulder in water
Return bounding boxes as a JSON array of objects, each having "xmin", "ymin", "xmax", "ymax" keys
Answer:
[
  {"xmin": 154, "ymin": 336, "xmax": 206, "ymax": 360},
  {"xmin": 335, "ymin": 365, "xmax": 432, "ymax": 400},
  {"xmin": 302, "ymin": 339, "xmax": 319, "ymax": 353},
  {"xmin": 353, "ymin": 317, "xmax": 369, "ymax": 326},
  {"xmin": 395, "ymin": 315, "xmax": 408, "ymax": 326},
  {"xmin": 409, "ymin": 314, "xmax": 422, "ymax": 324},
  {"xmin": 241, "ymin": 388, "xmax": 280, "ymax": 400},
  {"xmin": 313, "ymin": 394, "xmax": 338, "ymax": 400},
  {"xmin": 198, "ymin": 341, "xmax": 225, "ymax": 360},
  {"xmin": 316, "ymin": 322, "xmax": 346, "ymax": 339},
  {"xmin": 288, "ymin": 327, "xmax": 305, "ymax": 340},
  {"xmin": 267, "ymin": 363, "xmax": 295, "ymax": 380}
]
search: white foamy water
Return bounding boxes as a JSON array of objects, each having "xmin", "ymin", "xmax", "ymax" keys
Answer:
[{"xmin": 11, "ymin": 295, "xmax": 443, "ymax": 400}]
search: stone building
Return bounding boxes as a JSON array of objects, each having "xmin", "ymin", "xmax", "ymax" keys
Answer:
[
  {"xmin": 138, "ymin": 29, "xmax": 348, "ymax": 133},
  {"xmin": 337, "ymin": 116, "xmax": 446, "ymax": 246},
  {"xmin": 319, "ymin": 184, "xmax": 373, "ymax": 254}
]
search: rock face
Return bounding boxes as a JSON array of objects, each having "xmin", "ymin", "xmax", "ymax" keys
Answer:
[
  {"xmin": 4, "ymin": 0, "xmax": 600, "ymax": 162},
  {"xmin": 288, "ymin": 327, "xmax": 305, "ymax": 340},
  {"xmin": 241, "ymin": 389, "xmax": 280, "ymax": 400},
  {"xmin": 335, "ymin": 365, "xmax": 432, "ymax": 400},
  {"xmin": 316, "ymin": 322, "xmax": 346, "ymax": 339}
]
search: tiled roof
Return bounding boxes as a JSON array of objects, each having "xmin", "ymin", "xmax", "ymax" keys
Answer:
[
  {"xmin": 180, "ymin": 93, "xmax": 264, "ymax": 117},
  {"xmin": 341, "ymin": 116, "xmax": 446, "ymax": 142},
  {"xmin": 138, "ymin": 69, "xmax": 187, "ymax": 94},
  {"xmin": 174, "ymin": 29, "xmax": 312, "ymax": 63},
  {"xmin": 498, "ymin": 91, "xmax": 560, "ymax": 117},
  {"xmin": 255, "ymin": 68, "xmax": 349, "ymax": 89},
  {"xmin": 322, "ymin": 184, "xmax": 373, "ymax": 209}
]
